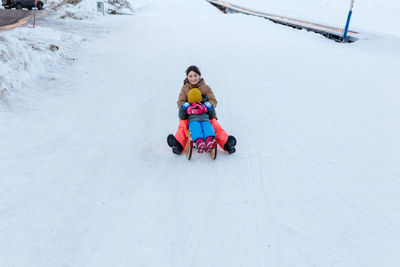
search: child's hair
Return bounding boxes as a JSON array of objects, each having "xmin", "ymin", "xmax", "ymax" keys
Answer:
[{"xmin": 186, "ymin": 65, "xmax": 201, "ymax": 76}]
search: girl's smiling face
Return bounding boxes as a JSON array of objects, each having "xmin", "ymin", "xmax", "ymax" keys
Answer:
[{"xmin": 187, "ymin": 71, "xmax": 200, "ymax": 85}]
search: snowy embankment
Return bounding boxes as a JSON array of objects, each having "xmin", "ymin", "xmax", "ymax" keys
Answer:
[
  {"xmin": 0, "ymin": 0, "xmax": 145, "ymax": 106},
  {"xmin": 0, "ymin": 26, "xmax": 83, "ymax": 104},
  {"xmin": 1, "ymin": 0, "xmax": 400, "ymax": 266},
  {"xmin": 231, "ymin": 0, "xmax": 400, "ymax": 38}
]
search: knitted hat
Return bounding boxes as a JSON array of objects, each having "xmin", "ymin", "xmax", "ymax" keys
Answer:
[{"xmin": 188, "ymin": 88, "xmax": 202, "ymax": 104}]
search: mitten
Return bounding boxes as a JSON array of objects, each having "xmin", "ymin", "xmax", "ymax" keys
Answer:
[
  {"xmin": 187, "ymin": 103, "xmax": 207, "ymax": 115},
  {"xmin": 187, "ymin": 105, "xmax": 194, "ymax": 115},
  {"xmin": 204, "ymin": 101, "xmax": 213, "ymax": 110}
]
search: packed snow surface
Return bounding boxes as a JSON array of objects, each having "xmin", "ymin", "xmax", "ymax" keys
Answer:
[{"xmin": 1, "ymin": 0, "xmax": 400, "ymax": 266}]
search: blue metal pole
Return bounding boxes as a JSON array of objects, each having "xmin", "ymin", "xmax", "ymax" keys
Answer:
[{"xmin": 343, "ymin": 0, "xmax": 355, "ymax": 42}]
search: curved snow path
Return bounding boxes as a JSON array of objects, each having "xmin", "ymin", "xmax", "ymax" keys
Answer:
[{"xmin": 1, "ymin": 0, "xmax": 400, "ymax": 266}]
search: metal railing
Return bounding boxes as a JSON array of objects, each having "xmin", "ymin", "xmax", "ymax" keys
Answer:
[{"xmin": 207, "ymin": 0, "xmax": 358, "ymax": 42}]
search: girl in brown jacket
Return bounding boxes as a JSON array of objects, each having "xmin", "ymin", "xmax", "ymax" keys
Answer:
[{"xmin": 167, "ymin": 65, "xmax": 236, "ymax": 155}]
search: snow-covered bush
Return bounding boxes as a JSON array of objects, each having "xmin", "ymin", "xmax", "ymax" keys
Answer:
[{"xmin": 46, "ymin": 0, "xmax": 134, "ymax": 19}]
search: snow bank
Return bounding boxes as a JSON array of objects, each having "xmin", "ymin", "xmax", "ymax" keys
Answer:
[
  {"xmin": 46, "ymin": 0, "xmax": 137, "ymax": 19},
  {"xmin": 230, "ymin": 0, "xmax": 400, "ymax": 37},
  {"xmin": 0, "ymin": 0, "xmax": 145, "ymax": 106},
  {"xmin": 0, "ymin": 27, "xmax": 84, "ymax": 105}
]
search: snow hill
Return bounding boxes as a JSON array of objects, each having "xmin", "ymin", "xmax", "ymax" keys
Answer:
[{"xmin": 1, "ymin": 0, "xmax": 400, "ymax": 266}]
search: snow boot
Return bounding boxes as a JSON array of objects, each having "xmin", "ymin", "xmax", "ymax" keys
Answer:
[
  {"xmin": 196, "ymin": 138, "xmax": 206, "ymax": 153},
  {"xmin": 167, "ymin": 134, "xmax": 183, "ymax": 155},
  {"xmin": 223, "ymin": 135, "xmax": 236, "ymax": 154},
  {"xmin": 205, "ymin": 136, "xmax": 216, "ymax": 153}
]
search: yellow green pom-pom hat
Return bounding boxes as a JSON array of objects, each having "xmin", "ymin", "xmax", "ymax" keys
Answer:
[{"xmin": 188, "ymin": 88, "xmax": 203, "ymax": 104}]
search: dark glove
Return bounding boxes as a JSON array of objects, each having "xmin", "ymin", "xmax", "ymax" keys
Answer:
[
  {"xmin": 179, "ymin": 106, "xmax": 189, "ymax": 120},
  {"xmin": 208, "ymin": 108, "xmax": 216, "ymax": 119}
]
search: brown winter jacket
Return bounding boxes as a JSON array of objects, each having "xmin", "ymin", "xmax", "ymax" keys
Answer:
[{"xmin": 176, "ymin": 78, "xmax": 217, "ymax": 108}]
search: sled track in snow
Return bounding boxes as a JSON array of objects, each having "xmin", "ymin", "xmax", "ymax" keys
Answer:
[{"xmin": 207, "ymin": 0, "xmax": 359, "ymax": 42}]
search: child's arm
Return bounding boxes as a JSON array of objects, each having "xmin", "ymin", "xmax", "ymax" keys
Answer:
[
  {"xmin": 205, "ymin": 102, "xmax": 216, "ymax": 119},
  {"xmin": 178, "ymin": 102, "xmax": 190, "ymax": 120}
]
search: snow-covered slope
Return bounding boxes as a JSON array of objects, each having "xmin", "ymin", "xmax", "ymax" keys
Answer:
[
  {"xmin": 0, "ymin": 25, "xmax": 86, "ymax": 105},
  {"xmin": 231, "ymin": 0, "xmax": 400, "ymax": 37},
  {"xmin": 1, "ymin": 0, "xmax": 400, "ymax": 266},
  {"xmin": 0, "ymin": 0, "xmax": 145, "ymax": 102}
]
